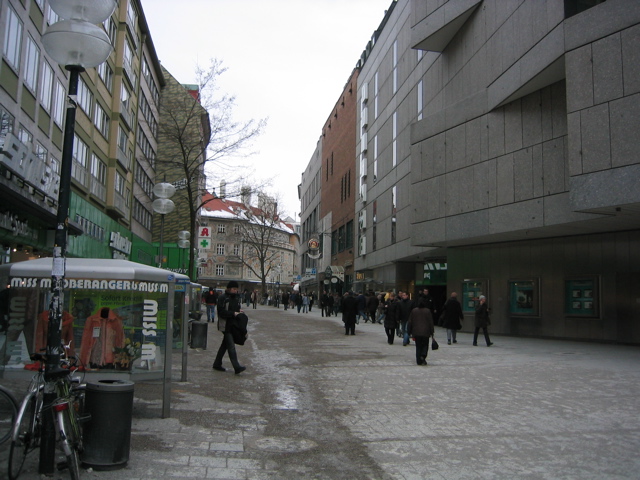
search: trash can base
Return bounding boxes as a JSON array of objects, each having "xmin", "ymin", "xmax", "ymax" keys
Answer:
[{"xmin": 82, "ymin": 460, "xmax": 128, "ymax": 471}]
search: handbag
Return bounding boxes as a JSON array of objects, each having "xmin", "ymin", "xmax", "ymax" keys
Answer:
[{"xmin": 431, "ymin": 336, "xmax": 439, "ymax": 350}]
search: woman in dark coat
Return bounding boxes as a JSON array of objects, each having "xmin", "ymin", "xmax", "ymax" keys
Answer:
[
  {"xmin": 406, "ymin": 298, "xmax": 434, "ymax": 365},
  {"xmin": 473, "ymin": 295, "xmax": 493, "ymax": 347},
  {"xmin": 383, "ymin": 293, "xmax": 399, "ymax": 344},
  {"xmin": 341, "ymin": 292, "xmax": 358, "ymax": 335},
  {"xmin": 441, "ymin": 292, "xmax": 464, "ymax": 345}
]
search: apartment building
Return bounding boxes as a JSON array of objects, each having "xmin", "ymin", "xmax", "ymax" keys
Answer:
[
  {"xmin": 0, "ymin": 0, "xmax": 164, "ymax": 265},
  {"xmin": 150, "ymin": 66, "xmax": 210, "ymax": 277},
  {"xmin": 352, "ymin": 0, "xmax": 640, "ymax": 343},
  {"xmin": 198, "ymin": 192, "xmax": 297, "ymax": 296}
]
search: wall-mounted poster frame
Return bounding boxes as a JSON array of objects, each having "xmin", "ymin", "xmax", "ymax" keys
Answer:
[
  {"xmin": 461, "ymin": 279, "xmax": 487, "ymax": 313},
  {"xmin": 564, "ymin": 276, "xmax": 599, "ymax": 317},
  {"xmin": 508, "ymin": 279, "xmax": 539, "ymax": 316}
]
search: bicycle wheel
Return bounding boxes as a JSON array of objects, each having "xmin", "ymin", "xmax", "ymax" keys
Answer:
[
  {"xmin": 8, "ymin": 393, "xmax": 39, "ymax": 480},
  {"xmin": 56, "ymin": 403, "xmax": 81, "ymax": 480},
  {"xmin": 0, "ymin": 385, "xmax": 19, "ymax": 445}
]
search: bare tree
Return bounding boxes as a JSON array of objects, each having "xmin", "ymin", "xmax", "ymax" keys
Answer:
[
  {"xmin": 233, "ymin": 192, "xmax": 294, "ymax": 297},
  {"xmin": 155, "ymin": 59, "xmax": 267, "ymax": 280}
]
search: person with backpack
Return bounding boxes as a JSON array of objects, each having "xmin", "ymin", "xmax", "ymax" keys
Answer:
[{"xmin": 212, "ymin": 281, "xmax": 247, "ymax": 374}]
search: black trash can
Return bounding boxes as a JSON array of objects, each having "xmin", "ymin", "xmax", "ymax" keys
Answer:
[
  {"xmin": 81, "ymin": 380, "xmax": 134, "ymax": 470},
  {"xmin": 190, "ymin": 320, "xmax": 208, "ymax": 349}
]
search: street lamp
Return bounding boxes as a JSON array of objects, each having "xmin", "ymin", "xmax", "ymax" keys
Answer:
[
  {"xmin": 40, "ymin": 0, "xmax": 115, "ymax": 474},
  {"xmin": 153, "ymin": 182, "xmax": 176, "ymax": 268}
]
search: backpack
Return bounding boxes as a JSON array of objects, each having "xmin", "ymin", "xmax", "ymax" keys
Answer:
[{"xmin": 230, "ymin": 313, "xmax": 249, "ymax": 345}]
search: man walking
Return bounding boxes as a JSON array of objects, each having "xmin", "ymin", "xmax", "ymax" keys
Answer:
[
  {"xmin": 398, "ymin": 291, "xmax": 415, "ymax": 346},
  {"xmin": 212, "ymin": 281, "xmax": 247, "ymax": 374},
  {"xmin": 203, "ymin": 287, "xmax": 218, "ymax": 323}
]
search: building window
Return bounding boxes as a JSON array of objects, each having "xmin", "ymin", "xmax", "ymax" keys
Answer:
[
  {"xmin": 46, "ymin": 6, "xmax": 59, "ymax": 25},
  {"xmin": 217, "ymin": 244, "xmax": 225, "ymax": 255},
  {"xmin": 72, "ymin": 135, "xmax": 89, "ymax": 186},
  {"xmin": 417, "ymin": 80, "xmax": 423, "ymax": 121},
  {"xmin": 216, "ymin": 265, "xmax": 224, "ymax": 276},
  {"xmin": 218, "ymin": 224, "xmax": 226, "ymax": 234},
  {"xmin": 0, "ymin": 106, "xmax": 15, "ymax": 143},
  {"xmin": 133, "ymin": 198, "xmax": 152, "ymax": 231},
  {"xmin": 52, "ymin": 79, "xmax": 66, "ymax": 127},
  {"xmin": 346, "ymin": 220, "xmax": 354, "ymax": 249},
  {"xmin": 77, "ymin": 77, "xmax": 92, "ymax": 116},
  {"xmin": 392, "ymin": 112, "xmax": 398, "ymax": 168},
  {"xmin": 40, "ymin": 61, "xmax": 54, "ymax": 112},
  {"xmin": 374, "ymin": 71, "xmax": 379, "ymax": 118},
  {"xmin": 18, "ymin": 125, "xmax": 32, "ymax": 147},
  {"xmin": 97, "ymin": 61, "xmax": 113, "ymax": 92},
  {"xmin": 104, "ymin": 16, "xmax": 117, "ymax": 45},
  {"xmin": 372, "ymin": 200, "xmax": 377, "ymax": 252},
  {"xmin": 233, "ymin": 244, "xmax": 240, "ymax": 256},
  {"xmin": 338, "ymin": 225, "xmax": 346, "ymax": 252},
  {"xmin": 392, "ymin": 40, "xmax": 398, "ymax": 94},
  {"xmin": 391, "ymin": 186, "xmax": 397, "ymax": 244},
  {"xmin": 373, "ymin": 135, "xmax": 378, "ymax": 182},
  {"xmin": 90, "ymin": 154, "xmax": 107, "ymax": 185},
  {"xmin": 24, "ymin": 35, "xmax": 40, "ymax": 92},
  {"xmin": 3, "ymin": 6, "xmax": 23, "ymax": 71},
  {"xmin": 135, "ymin": 165, "xmax": 153, "ymax": 197},
  {"xmin": 331, "ymin": 230, "xmax": 338, "ymax": 255},
  {"xmin": 90, "ymin": 154, "xmax": 107, "ymax": 201},
  {"xmin": 35, "ymin": 142, "xmax": 47, "ymax": 162},
  {"xmin": 234, "ymin": 225, "xmax": 241, "ymax": 234},
  {"xmin": 94, "ymin": 103, "xmax": 109, "ymax": 139}
]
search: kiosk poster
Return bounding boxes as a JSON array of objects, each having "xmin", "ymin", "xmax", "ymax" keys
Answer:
[{"xmin": 1, "ymin": 277, "xmax": 169, "ymax": 373}]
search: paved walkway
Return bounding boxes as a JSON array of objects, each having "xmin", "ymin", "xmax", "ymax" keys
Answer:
[{"xmin": 2, "ymin": 304, "xmax": 640, "ymax": 479}]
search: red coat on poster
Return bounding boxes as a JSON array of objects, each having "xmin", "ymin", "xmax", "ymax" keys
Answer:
[{"xmin": 79, "ymin": 307, "xmax": 125, "ymax": 367}]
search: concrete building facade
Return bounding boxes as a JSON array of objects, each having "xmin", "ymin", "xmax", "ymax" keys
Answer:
[
  {"xmin": 354, "ymin": 0, "xmax": 640, "ymax": 343},
  {"xmin": 298, "ymin": 137, "xmax": 323, "ymax": 294},
  {"xmin": 0, "ymin": 0, "xmax": 165, "ymax": 265}
]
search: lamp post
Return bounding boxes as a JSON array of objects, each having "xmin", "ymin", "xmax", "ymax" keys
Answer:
[
  {"xmin": 152, "ymin": 182, "xmax": 176, "ymax": 268},
  {"xmin": 41, "ymin": 0, "xmax": 115, "ymax": 474}
]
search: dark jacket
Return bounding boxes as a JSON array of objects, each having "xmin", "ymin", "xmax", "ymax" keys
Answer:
[
  {"xmin": 342, "ymin": 294, "xmax": 358, "ymax": 326},
  {"xmin": 441, "ymin": 297, "xmax": 464, "ymax": 330},
  {"xmin": 398, "ymin": 298, "xmax": 414, "ymax": 323},
  {"xmin": 474, "ymin": 302, "xmax": 490, "ymax": 328},
  {"xmin": 384, "ymin": 299, "xmax": 400, "ymax": 329},
  {"xmin": 356, "ymin": 294, "xmax": 366, "ymax": 311},
  {"xmin": 407, "ymin": 307, "xmax": 434, "ymax": 338},
  {"xmin": 366, "ymin": 294, "xmax": 379, "ymax": 314},
  {"xmin": 217, "ymin": 292, "xmax": 242, "ymax": 332}
]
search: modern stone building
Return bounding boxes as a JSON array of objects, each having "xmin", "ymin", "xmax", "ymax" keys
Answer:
[{"xmin": 353, "ymin": 0, "xmax": 640, "ymax": 343}]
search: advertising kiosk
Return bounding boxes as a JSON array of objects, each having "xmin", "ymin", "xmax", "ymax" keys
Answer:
[{"xmin": 0, "ymin": 258, "xmax": 191, "ymax": 416}]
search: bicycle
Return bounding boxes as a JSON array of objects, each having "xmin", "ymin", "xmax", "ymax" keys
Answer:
[
  {"xmin": 8, "ymin": 348, "xmax": 88, "ymax": 480},
  {"xmin": 0, "ymin": 384, "xmax": 19, "ymax": 445}
]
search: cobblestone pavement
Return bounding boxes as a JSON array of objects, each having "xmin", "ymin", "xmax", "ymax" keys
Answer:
[{"xmin": 2, "ymin": 304, "xmax": 640, "ymax": 479}]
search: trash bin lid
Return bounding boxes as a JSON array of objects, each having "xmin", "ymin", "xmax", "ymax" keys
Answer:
[{"xmin": 86, "ymin": 379, "xmax": 135, "ymax": 393}]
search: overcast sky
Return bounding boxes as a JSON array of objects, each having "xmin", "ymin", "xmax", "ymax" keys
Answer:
[{"xmin": 140, "ymin": 0, "xmax": 394, "ymax": 219}]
